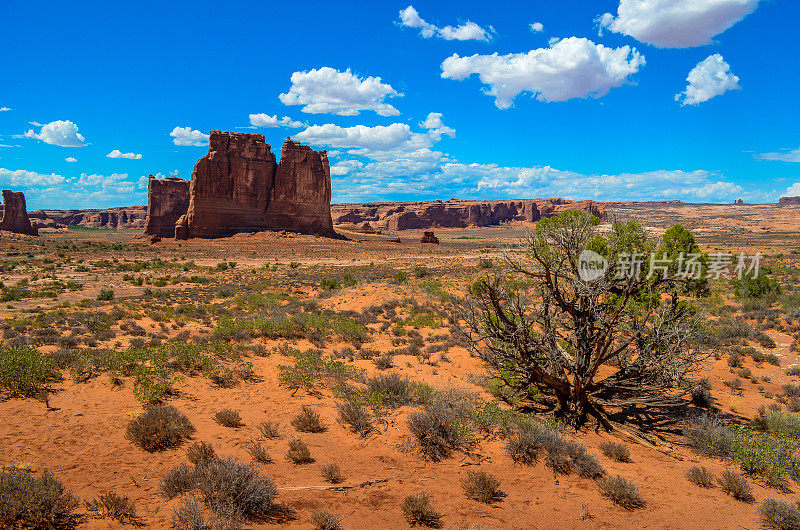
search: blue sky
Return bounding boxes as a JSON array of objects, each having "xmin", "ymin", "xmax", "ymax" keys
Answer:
[{"xmin": 1, "ymin": 0, "xmax": 798, "ymax": 209}]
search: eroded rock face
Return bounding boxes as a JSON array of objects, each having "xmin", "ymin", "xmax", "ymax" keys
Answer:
[
  {"xmin": 144, "ymin": 176, "xmax": 190, "ymax": 237},
  {"xmin": 780, "ymin": 196, "xmax": 800, "ymax": 206},
  {"xmin": 28, "ymin": 207, "xmax": 146, "ymax": 229},
  {"xmin": 264, "ymin": 138, "xmax": 332, "ymax": 233},
  {"xmin": 0, "ymin": 190, "xmax": 38, "ymax": 235},
  {"xmin": 331, "ymin": 198, "xmax": 605, "ymax": 231},
  {"xmin": 179, "ymin": 132, "xmax": 333, "ymax": 238}
]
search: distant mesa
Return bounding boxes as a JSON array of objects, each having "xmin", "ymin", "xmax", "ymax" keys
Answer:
[
  {"xmin": 779, "ymin": 196, "xmax": 800, "ymax": 206},
  {"xmin": 331, "ymin": 198, "xmax": 605, "ymax": 231},
  {"xmin": 0, "ymin": 190, "xmax": 38, "ymax": 236},
  {"xmin": 144, "ymin": 131, "xmax": 334, "ymax": 239}
]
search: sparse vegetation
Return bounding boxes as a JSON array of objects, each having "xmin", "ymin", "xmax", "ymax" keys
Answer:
[
  {"xmin": 0, "ymin": 467, "xmax": 81, "ymax": 528},
  {"xmin": 599, "ymin": 441, "xmax": 631, "ymax": 463},
  {"xmin": 287, "ymin": 438, "xmax": 314, "ymax": 464},
  {"xmin": 401, "ymin": 492, "xmax": 442, "ymax": 527},
  {"xmin": 718, "ymin": 469, "xmax": 755, "ymax": 502},
  {"xmin": 214, "ymin": 408, "xmax": 244, "ymax": 428},
  {"xmin": 291, "ymin": 405, "xmax": 327, "ymax": 433},
  {"xmin": 460, "ymin": 470, "xmax": 503, "ymax": 504},
  {"xmin": 685, "ymin": 466, "xmax": 715, "ymax": 488},
  {"xmin": 597, "ymin": 475, "xmax": 645, "ymax": 510},
  {"xmin": 320, "ymin": 463, "xmax": 343, "ymax": 484},
  {"xmin": 759, "ymin": 498, "xmax": 800, "ymax": 530},
  {"xmin": 85, "ymin": 491, "xmax": 141, "ymax": 525},
  {"xmin": 126, "ymin": 404, "xmax": 195, "ymax": 452}
]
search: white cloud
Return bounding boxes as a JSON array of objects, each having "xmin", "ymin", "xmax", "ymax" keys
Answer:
[
  {"xmin": 675, "ymin": 54, "xmax": 740, "ymax": 105},
  {"xmin": 279, "ymin": 67, "xmax": 401, "ymax": 116},
  {"xmin": 22, "ymin": 120, "xmax": 87, "ymax": 147},
  {"xmin": 784, "ymin": 183, "xmax": 800, "ymax": 197},
  {"xmin": 441, "ymin": 37, "xmax": 645, "ymax": 109},
  {"xmin": 330, "ymin": 159, "xmax": 364, "ymax": 176},
  {"xmin": 398, "ymin": 5, "xmax": 495, "ymax": 41},
  {"xmin": 0, "ymin": 168, "xmax": 66, "ymax": 188},
  {"xmin": 65, "ymin": 157, "xmax": 77, "ymax": 163},
  {"xmin": 757, "ymin": 147, "xmax": 800, "ymax": 163},
  {"xmin": 170, "ymin": 169, "xmax": 180, "ymax": 176},
  {"xmin": 249, "ymin": 113, "xmax": 306, "ymax": 128},
  {"xmin": 107, "ymin": 149, "xmax": 143, "ymax": 159},
  {"xmin": 419, "ymin": 112, "xmax": 456, "ymax": 141},
  {"xmin": 170, "ymin": 126, "xmax": 209, "ymax": 147},
  {"xmin": 0, "ymin": 107, "xmax": 11, "ymax": 112},
  {"xmin": 529, "ymin": 22, "xmax": 544, "ymax": 32},
  {"xmin": 598, "ymin": 0, "xmax": 759, "ymax": 48}
]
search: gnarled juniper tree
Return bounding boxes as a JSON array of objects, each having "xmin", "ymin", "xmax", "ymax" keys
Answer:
[{"xmin": 458, "ymin": 211, "xmax": 707, "ymax": 428}]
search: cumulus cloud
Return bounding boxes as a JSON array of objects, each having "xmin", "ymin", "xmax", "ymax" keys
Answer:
[
  {"xmin": 107, "ymin": 149, "xmax": 143, "ymax": 159},
  {"xmin": 22, "ymin": 120, "xmax": 87, "ymax": 147},
  {"xmin": 675, "ymin": 54, "xmax": 740, "ymax": 105},
  {"xmin": 0, "ymin": 168, "xmax": 66, "ymax": 188},
  {"xmin": 419, "ymin": 112, "xmax": 456, "ymax": 141},
  {"xmin": 330, "ymin": 159, "xmax": 364, "ymax": 176},
  {"xmin": 170, "ymin": 126, "xmax": 209, "ymax": 147},
  {"xmin": 0, "ymin": 107, "xmax": 11, "ymax": 112},
  {"xmin": 65, "ymin": 157, "xmax": 77, "ymax": 163},
  {"xmin": 529, "ymin": 22, "xmax": 544, "ymax": 32},
  {"xmin": 441, "ymin": 37, "xmax": 645, "ymax": 109},
  {"xmin": 598, "ymin": 0, "xmax": 759, "ymax": 48},
  {"xmin": 757, "ymin": 147, "xmax": 800, "ymax": 163},
  {"xmin": 249, "ymin": 113, "xmax": 306, "ymax": 128},
  {"xmin": 398, "ymin": 5, "xmax": 495, "ymax": 41},
  {"xmin": 296, "ymin": 123, "xmax": 431, "ymax": 157},
  {"xmin": 279, "ymin": 67, "xmax": 401, "ymax": 116},
  {"xmin": 784, "ymin": 183, "xmax": 800, "ymax": 197}
]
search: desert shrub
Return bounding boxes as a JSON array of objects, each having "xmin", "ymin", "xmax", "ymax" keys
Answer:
[
  {"xmin": 277, "ymin": 349, "xmax": 361, "ymax": 392},
  {"xmin": 0, "ymin": 467, "xmax": 80, "ymax": 528},
  {"xmin": 718, "ymin": 469, "xmax": 755, "ymax": 502},
  {"xmin": 787, "ymin": 366, "xmax": 800, "ymax": 377},
  {"xmin": 97, "ymin": 289, "xmax": 115, "ymax": 301},
  {"xmin": 320, "ymin": 463, "xmax": 343, "ymax": 484},
  {"xmin": 759, "ymin": 498, "xmax": 800, "ymax": 530},
  {"xmin": 84, "ymin": 491, "xmax": 141, "ymax": 525},
  {"xmin": 337, "ymin": 398, "xmax": 373, "ymax": 437},
  {"xmin": 691, "ymin": 385, "xmax": 714, "ymax": 408},
  {"xmin": 599, "ymin": 441, "xmax": 631, "ymax": 463},
  {"xmin": 160, "ymin": 464, "xmax": 198, "ymax": 499},
  {"xmin": 504, "ymin": 420, "xmax": 604, "ymax": 478},
  {"xmin": 126, "ymin": 404, "xmax": 195, "ymax": 452},
  {"xmin": 685, "ymin": 466, "xmax": 715, "ymax": 488},
  {"xmin": 291, "ymin": 405, "xmax": 327, "ymax": 433},
  {"xmin": 287, "ymin": 438, "xmax": 314, "ymax": 464},
  {"xmin": 0, "ymin": 345, "xmax": 61, "ymax": 398},
  {"xmin": 683, "ymin": 414, "xmax": 734, "ymax": 457},
  {"xmin": 246, "ymin": 441, "xmax": 272, "ymax": 464},
  {"xmin": 394, "ymin": 271, "xmax": 409, "ymax": 284},
  {"xmin": 407, "ymin": 405, "xmax": 469, "ymax": 461},
  {"xmin": 732, "ymin": 268, "xmax": 781, "ymax": 301},
  {"xmin": 194, "ymin": 458, "xmax": 278, "ymax": 521},
  {"xmin": 186, "ymin": 441, "xmax": 216, "ymax": 465},
  {"xmin": 758, "ymin": 410, "xmax": 800, "ymax": 437},
  {"xmin": 310, "ymin": 509, "xmax": 343, "ymax": 530},
  {"xmin": 258, "ymin": 421, "xmax": 281, "ymax": 439},
  {"xmin": 401, "ymin": 492, "xmax": 442, "ymax": 527},
  {"xmin": 506, "ymin": 430, "xmax": 540, "ymax": 465},
  {"xmin": 372, "ymin": 352, "xmax": 394, "ymax": 370},
  {"xmin": 461, "ymin": 470, "xmax": 503, "ymax": 504},
  {"xmin": 172, "ymin": 496, "xmax": 214, "ymax": 530},
  {"xmin": 320, "ymin": 277, "xmax": 340, "ymax": 291},
  {"xmin": 597, "ymin": 475, "xmax": 645, "ymax": 510},
  {"xmin": 729, "ymin": 428, "xmax": 799, "ymax": 488},
  {"xmin": 365, "ymin": 372, "xmax": 415, "ymax": 407},
  {"xmin": 214, "ymin": 409, "xmax": 244, "ymax": 428}
]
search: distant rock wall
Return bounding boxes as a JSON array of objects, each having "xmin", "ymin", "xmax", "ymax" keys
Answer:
[
  {"xmin": 779, "ymin": 196, "xmax": 800, "ymax": 205},
  {"xmin": 0, "ymin": 190, "xmax": 38, "ymax": 235},
  {"xmin": 331, "ymin": 198, "xmax": 605, "ymax": 231},
  {"xmin": 144, "ymin": 176, "xmax": 190, "ymax": 237},
  {"xmin": 177, "ymin": 131, "xmax": 333, "ymax": 238},
  {"xmin": 27, "ymin": 207, "xmax": 146, "ymax": 229}
]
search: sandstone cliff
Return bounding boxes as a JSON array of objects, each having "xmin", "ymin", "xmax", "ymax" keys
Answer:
[
  {"xmin": 27, "ymin": 207, "xmax": 146, "ymax": 229},
  {"xmin": 0, "ymin": 190, "xmax": 38, "ymax": 235},
  {"xmin": 331, "ymin": 198, "xmax": 605, "ymax": 231},
  {"xmin": 144, "ymin": 176, "xmax": 190, "ymax": 237},
  {"xmin": 779, "ymin": 196, "xmax": 800, "ymax": 205},
  {"xmin": 177, "ymin": 132, "xmax": 333, "ymax": 238}
]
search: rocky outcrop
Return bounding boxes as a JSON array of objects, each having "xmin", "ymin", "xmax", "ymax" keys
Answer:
[
  {"xmin": 27, "ymin": 206, "xmax": 146, "ymax": 229},
  {"xmin": 0, "ymin": 190, "xmax": 38, "ymax": 235},
  {"xmin": 331, "ymin": 198, "xmax": 605, "ymax": 231},
  {"xmin": 420, "ymin": 231, "xmax": 439, "ymax": 244},
  {"xmin": 177, "ymin": 132, "xmax": 333, "ymax": 238},
  {"xmin": 779, "ymin": 196, "xmax": 800, "ymax": 206},
  {"xmin": 144, "ymin": 175, "xmax": 190, "ymax": 237}
]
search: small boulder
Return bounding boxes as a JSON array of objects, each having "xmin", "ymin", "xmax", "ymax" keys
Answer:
[{"xmin": 420, "ymin": 231, "xmax": 439, "ymax": 244}]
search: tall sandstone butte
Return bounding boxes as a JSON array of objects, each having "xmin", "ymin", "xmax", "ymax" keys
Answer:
[
  {"xmin": 0, "ymin": 190, "xmax": 38, "ymax": 236},
  {"xmin": 144, "ymin": 175, "xmax": 190, "ymax": 237},
  {"xmin": 175, "ymin": 132, "xmax": 332, "ymax": 238}
]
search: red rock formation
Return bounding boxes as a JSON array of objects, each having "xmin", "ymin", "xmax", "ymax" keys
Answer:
[
  {"xmin": 263, "ymin": 138, "xmax": 333, "ymax": 233},
  {"xmin": 177, "ymin": 132, "xmax": 333, "ymax": 238},
  {"xmin": 779, "ymin": 196, "xmax": 800, "ymax": 206},
  {"xmin": 420, "ymin": 231, "xmax": 439, "ymax": 244},
  {"xmin": 144, "ymin": 175, "xmax": 190, "ymax": 237},
  {"xmin": 0, "ymin": 190, "xmax": 38, "ymax": 235},
  {"xmin": 331, "ymin": 198, "xmax": 605, "ymax": 231},
  {"xmin": 28, "ymin": 207, "xmax": 146, "ymax": 229}
]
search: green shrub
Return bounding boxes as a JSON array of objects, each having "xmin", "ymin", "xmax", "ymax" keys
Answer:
[
  {"xmin": 97, "ymin": 289, "xmax": 115, "ymax": 301},
  {"xmin": 0, "ymin": 346, "xmax": 61, "ymax": 398},
  {"xmin": 394, "ymin": 271, "xmax": 409, "ymax": 284},
  {"xmin": 320, "ymin": 277, "xmax": 340, "ymax": 291}
]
